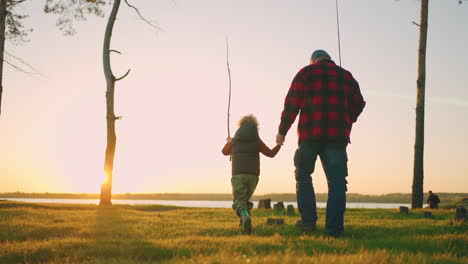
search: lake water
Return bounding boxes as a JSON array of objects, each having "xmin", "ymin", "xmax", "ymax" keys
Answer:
[{"xmin": 2, "ymin": 198, "xmax": 410, "ymax": 209}]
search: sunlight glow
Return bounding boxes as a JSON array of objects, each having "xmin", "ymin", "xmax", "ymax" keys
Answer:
[
  {"xmin": 1, "ymin": 0, "xmax": 467, "ymax": 194},
  {"xmin": 103, "ymin": 171, "xmax": 111, "ymax": 186}
]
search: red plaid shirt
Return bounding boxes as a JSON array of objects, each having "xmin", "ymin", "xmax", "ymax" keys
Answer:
[{"xmin": 279, "ymin": 59, "xmax": 365, "ymax": 143}]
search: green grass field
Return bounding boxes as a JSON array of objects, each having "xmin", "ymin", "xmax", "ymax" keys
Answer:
[{"xmin": 1, "ymin": 201, "xmax": 467, "ymax": 263}]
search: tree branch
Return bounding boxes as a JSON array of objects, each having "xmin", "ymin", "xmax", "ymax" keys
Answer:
[
  {"xmin": 412, "ymin": 21, "xmax": 420, "ymax": 27},
  {"xmin": 3, "ymin": 51, "xmax": 45, "ymax": 77},
  {"xmin": 123, "ymin": 0, "xmax": 161, "ymax": 31},
  {"xmin": 4, "ymin": 51, "xmax": 43, "ymax": 76},
  {"xmin": 108, "ymin": 49, "xmax": 129, "ymax": 81},
  {"xmin": 3, "ymin": 59, "xmax": 38, "ymax": 75},
  {"xmin": 7, "ymin": 0, "xmax": 27, "ymax": 7},
  {"xmin": 115, "ymin": 69, "xmax": 130, "ymax": 81}
]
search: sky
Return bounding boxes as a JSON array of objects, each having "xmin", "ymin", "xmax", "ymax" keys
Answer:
[{"xmin": 1, "ymin": 0, "xmax": 467, "ymax": 195}]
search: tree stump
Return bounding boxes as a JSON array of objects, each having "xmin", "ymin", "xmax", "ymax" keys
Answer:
[
  {"xmin": 287, "ymin": 205, "xmax": 295, "ymax": 216},
  {"xmin": 273, "ymin": 202, "xmax": 285, "ymax": 212},
  {"xmin": 455, "ymin": 207, "xmax": 467, "ymax": 222},
  {"xmin": 258, "ymin": 199, "xmax": 271, "ymax": 209},
  {"xmin": 267, "ymin": 218, "xmax": 284, "ymax": 225},
  {"xmin": 423, "ymin": 211, "xmax": 433, "ymax": 218},
  {"xmin": 399, "ymin": 206, "xmax": 409, "ymax": 214}
]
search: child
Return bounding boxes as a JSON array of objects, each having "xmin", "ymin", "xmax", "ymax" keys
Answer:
[{"xmin": 221, "ymin": 114, "xmax": 281, "ymax": 234}]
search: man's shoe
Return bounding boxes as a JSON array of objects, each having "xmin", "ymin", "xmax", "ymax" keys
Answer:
[
  {"xmin": 327, "ymin": 231, "xmax": 342, "ymax": 238},
  {"xmin": 295, "ymin": 220, "xmax": 316, "ymax": 231}
]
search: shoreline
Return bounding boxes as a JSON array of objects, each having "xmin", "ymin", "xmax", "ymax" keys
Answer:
[{"xmin": 1, "ymin": 192, "xmax": 466, "ymax": 204}]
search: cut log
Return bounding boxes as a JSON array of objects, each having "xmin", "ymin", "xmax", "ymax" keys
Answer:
[
  {"xmin": 455, "ymin": 207, "xmax": 467, "ymax": 222},
  {"xmin": 273, "ymin": 202, "xmax": 285, "ymax": 212},
  {"xmin": 287, "ymin": 205, "xmax": 295, "ymax": 216},
  {"xmin": 258, "ymin": 199, "xmax": 271, "ymax": 209},
  {"xmin": 267, "ymin": 218, "xmax": 284, "ymax": 225},
  {"xmin": 399, "ymin": 206, "xmax": 409, "ymax": 214},
  {"xmin": 423, "ymin": 211, "xmax": 433, "ymax": 218}
]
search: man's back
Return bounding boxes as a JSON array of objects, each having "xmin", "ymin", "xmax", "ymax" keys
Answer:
[{"xmin": 279, "ymin": 59, "xmax": 365, "ymax": 143}]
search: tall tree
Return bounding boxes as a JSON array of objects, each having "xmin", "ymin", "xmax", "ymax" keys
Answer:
[
  {"xmin": 0, "ymin": 0, "xmax": 29, "ymax": 115},
  {"xmin": 99, "ymin": 0, "xmax": 122, "ymax": 206},
  {"xmin": 99, "ymin": 0, "xmax": 157, "ymax": 205},
  {"xmin": 0, "ymin": 0, "xmax": 6, "ymax": 116},
  {"xmin": 412, "ymin": 0, "xmax": 428, "ymax": 209},
  {"xmin": 411, "ymin": 0, "xmax": 464, "ymax": 208}
]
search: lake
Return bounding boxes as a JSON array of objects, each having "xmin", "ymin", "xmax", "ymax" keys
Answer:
[{"xmin": 2, "ymin": 198, "xmax": 410, "ymax": 209}]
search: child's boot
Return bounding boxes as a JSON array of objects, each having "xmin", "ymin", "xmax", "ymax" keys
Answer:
[{"xmin": 240, "ymin": 209, "xmax": 251, "ymax": 234}]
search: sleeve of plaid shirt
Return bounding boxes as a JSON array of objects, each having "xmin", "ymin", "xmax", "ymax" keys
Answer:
[
  {"xmin": 278, "ymin": 70, "xmax": 306, "ymax": 136},
  {"xmin": 348, "ymin": 77, "xmax": 366, "ymax": 123}
]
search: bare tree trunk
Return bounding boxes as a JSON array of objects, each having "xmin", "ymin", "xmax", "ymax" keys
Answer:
[
  {"xmin": 412, "ymin": 0, "xmax": 428, "ymax": 209},
  {"xmin": 0, "ymin": 0, "xmax": 7, "ymax": 116},
  {"xmin": 100, "ymin": 0, "xmax": 121, "ymax": 206}
]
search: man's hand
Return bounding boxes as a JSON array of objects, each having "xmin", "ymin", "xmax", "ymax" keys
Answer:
[
  {"xmin": 226, "ymin": 136, "xmax": 232, "ymax": 143},
  {"xmin": 276, "ymin": 133, "xmax": 285, "ymax": 145}
]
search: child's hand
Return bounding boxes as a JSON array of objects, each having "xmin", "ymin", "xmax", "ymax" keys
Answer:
[{"xmin": 226, "ymin": 136, "xmax": 232, "ymax": 143}]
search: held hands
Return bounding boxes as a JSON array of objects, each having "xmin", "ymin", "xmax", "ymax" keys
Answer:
[{"xmin": 276, "ymin": 133, "xmax": 285, "ymax": 146}]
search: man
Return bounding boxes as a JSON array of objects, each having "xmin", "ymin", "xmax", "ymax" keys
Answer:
[
  {"xmin": 276, "ymin": 50, "xmax": 365, "ymax": 238},
  {"xmin": 427, "ymin": 190, "xmax": 440, "ymax": 209}
]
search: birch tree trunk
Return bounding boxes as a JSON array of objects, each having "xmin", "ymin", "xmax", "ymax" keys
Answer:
[
  {"xmin": 412, "ymin": 0, "xmax": 428, "ymax": 209},
  {"xmin": 100, "ymin": 0, "xmax": 121, "ymax": 206},
  {"xmin": 0, "ymin": 0, "xmax": 7, "ymax": 116}
]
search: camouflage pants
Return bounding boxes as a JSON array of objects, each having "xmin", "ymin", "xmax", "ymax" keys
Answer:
[{"xmin": 231, "ymin": 174, "xmax": 259, "ymax": 216}]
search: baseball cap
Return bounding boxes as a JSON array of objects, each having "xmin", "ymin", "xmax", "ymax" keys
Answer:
[{"xmin": 311, "ymin": 50, "xmax": 331, "ymax": 61}]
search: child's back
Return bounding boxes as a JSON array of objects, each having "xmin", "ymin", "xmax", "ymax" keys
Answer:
[
  {"xmin": 231, "ymin": 122, "xmax": 260, "ymax": 176},
  {"xmin": 221, "ymin": 114, "xmax": 281, "ymax": 234}
]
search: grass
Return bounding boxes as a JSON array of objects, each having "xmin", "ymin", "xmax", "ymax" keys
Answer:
[{"xmin": 0, "ymin": 201, "xmax": 467, "ymax": 263}]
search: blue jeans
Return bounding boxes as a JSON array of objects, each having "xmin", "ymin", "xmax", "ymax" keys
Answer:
[{"xmin": 294, "ymin": 141, "xmax": 348, "ymax": 237}]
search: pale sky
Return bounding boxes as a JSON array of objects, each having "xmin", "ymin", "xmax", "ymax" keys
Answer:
[{"xmin": 1, "ymin": 0, "xmax": 467, "ymax": 195}]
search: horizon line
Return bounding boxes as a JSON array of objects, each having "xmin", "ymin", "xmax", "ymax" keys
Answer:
[{"xmin": 1, "ymin": 191, "xmax": 466, "ymax": 195}]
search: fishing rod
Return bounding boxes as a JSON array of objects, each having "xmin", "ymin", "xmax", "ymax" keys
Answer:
[
  {"xmin": 226, "ymin": 37, "xmax": 232, "ymax": 138},
  {"xmin": 335, "ymin": 0, "xmax": 342, "ymax": 66}
]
